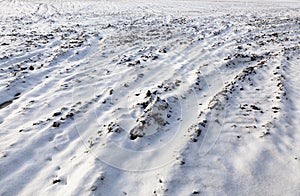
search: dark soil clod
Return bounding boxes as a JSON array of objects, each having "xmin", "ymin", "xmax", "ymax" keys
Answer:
[
  {"xmin": 52, "ymin": 121, "xmax": 60, "ymax": 127},
  {"xmin": 53, "ymin": 112, "xmax": 62, "ymax": 117},
  {"xmin": 52, "ymin": 179, "xmax": 61, "ymax": 184}
]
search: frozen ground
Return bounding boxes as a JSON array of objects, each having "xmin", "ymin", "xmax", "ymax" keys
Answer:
[{"xmin": 0, "ymin": 0, "xmax": 300, "ymax": 195}]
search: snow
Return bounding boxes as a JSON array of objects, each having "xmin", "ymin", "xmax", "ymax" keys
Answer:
[{"xmin": 0, "ymin": 0, "xmax": 300, "ymax": 195}]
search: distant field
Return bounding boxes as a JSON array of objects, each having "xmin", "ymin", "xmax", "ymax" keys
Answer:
[{"xmin": 0, "ymin": 0, "xmax": 300, "ymax": 195}]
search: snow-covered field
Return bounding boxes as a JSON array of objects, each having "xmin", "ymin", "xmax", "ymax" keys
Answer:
[{"xmin": 0, "ymin": 0, "xmax": 300, "ymax": 195}]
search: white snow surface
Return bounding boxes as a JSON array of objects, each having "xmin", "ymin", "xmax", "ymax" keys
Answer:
[{"xmin": 0, "ymin": 0, "xmax": 300, "ymax": 195}]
